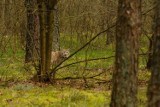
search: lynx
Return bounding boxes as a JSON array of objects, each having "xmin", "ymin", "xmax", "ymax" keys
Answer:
[{"xmin": 51, "ymin": 49, "xmax": 70, "ymax": 65}]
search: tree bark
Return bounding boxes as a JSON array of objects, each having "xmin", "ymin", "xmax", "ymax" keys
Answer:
[
  {"xmin": 37, "ymin": 0, "xmax": 56, "ymax": 82},
  {"xmin": 25, "ymin": 0, "xmax": 36, "ymax": 63},
  {"xmin": 53, "ymin": 0, "xmax": 60, "ymax": 51},
  {"xmin": 110, "ymin": 0, "xmax": 141, "ymax": 107},
  {"xmin": 147, "ymin": 34, "xmax": 154, "ymax": 69},
  {"xmin": 147, "ymin": 1, "xmax": 160, "ymax": 106},
  {"xmin": 37, "ymin": 0, "xmax": 47, "ymax": 81},
  {"xmin": 45, "ymin": 0, "xmax": 55, "ymax": 79}
]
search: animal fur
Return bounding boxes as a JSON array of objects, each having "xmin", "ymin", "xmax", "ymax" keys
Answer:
[{"xmin": 51, "ymin": 49, "xmax": 70, "ymax": 65}]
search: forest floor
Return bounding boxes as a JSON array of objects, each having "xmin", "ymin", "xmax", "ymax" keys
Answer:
[
  {"xmin": 0, "ymin": 55, "xmax": 149, "ymax": 106},
  {"xmin": 0, "ymin": 79, "xmax": 109, "ymax": 107},
  {"xmin": 0, "ymin": 35, "xmax": 150, "ymax": 106},
  {"xmin": 0, "ymin": 78, "xmax": 147, "ymax": 107}
]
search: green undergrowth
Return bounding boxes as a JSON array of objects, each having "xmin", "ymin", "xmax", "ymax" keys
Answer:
[
  {"xmin": 0, "ymin": 84, "xmax": 110, "ymax": 107},
  {"xmin": 0, "ymin": 34, "xmax": 150, "ymax": 106},
  {"xmin": 0, "ymin": 82, "xmax": 147, "ymax": 107}
]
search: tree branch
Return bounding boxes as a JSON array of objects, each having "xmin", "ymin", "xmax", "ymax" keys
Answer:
[{"xmin": 50, "ymin": 24, "xmax": 117, "ymax": 75}]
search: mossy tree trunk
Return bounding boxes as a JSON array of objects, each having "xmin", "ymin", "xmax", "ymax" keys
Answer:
[
  {"xmin": 147, "ymin": 1, "xmax": 160, "ymax": 106},
  {"xmin": 110, "ymin": 0, "xmax": 141, "ymax": 107}
]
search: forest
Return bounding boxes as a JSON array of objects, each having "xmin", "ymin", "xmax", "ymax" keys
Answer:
[{"xmin": 0, "ymin": 0, "xmax": 159, "ymax": 107}]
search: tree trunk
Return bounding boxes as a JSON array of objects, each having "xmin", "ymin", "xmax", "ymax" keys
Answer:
[
  {"xmin": 147, "ymin": 1, "xmax": 160, "ymax": 106},
  {"xmin": 110, "ymin": 0, "xmax": 141, "ymax": 107},
  {"xmin": 146, "ymin": 36, "xmax": 153, "ymax": 69},
  {"xmin": 25, "ymin": 0, "xmax": 37, "ymax": 63},
  {"xmin": 45, "ymin": 0, "xmax": 55, "ymax": 80},
  {"xmin": 53, "ymin": 0, "xmax": 60, "ymax": 51},
  {"xmin": 37, "ymin": 0, "xmax": 47, "ymax": 81},
  {"xmin": 37, "ymin": 0, "xmax": 56, "ymax": 82}
]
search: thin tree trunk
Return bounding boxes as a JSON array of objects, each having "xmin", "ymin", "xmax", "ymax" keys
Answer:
[
  {"xmin": 147, "ymin": 1, "xmax": 160, "ymax": 106},
  {"xmin": 53, "ymin": 0, "xmax": 60, "ymax": 51},
  {"xmin": 110, "ymin": 0, "xmax": 141, "ymax": 107},
  {"xmin": 25, "ymin": 0, "xmax": 36, "ymax": 63},
  {"xmin": 37, "ymin": 0, "xmax": 56, "ymax": 82},
  {"xmin": 45, "ymin": 0, "xmax": 55, "ymax": 80},
  {"xmin": 4, "ymin": 0, "xmax": 11, "ymax": 33},
  {"xmin": 37, "ymin": 0, "xmax": 47, "ymax": 81}
]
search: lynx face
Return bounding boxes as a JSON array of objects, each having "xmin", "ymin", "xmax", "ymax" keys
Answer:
[
  {"xmin": 51, "ymin": 49, "xmax": 70, "ymax": 65},
  {"xmin": 60, "ymin": 49, "xmax": 70, "ymax": 58}
]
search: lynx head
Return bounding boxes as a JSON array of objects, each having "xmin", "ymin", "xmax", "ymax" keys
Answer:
[{"xmin": 60, "ymin": 49, "xmax": 70, "ymax": 58}]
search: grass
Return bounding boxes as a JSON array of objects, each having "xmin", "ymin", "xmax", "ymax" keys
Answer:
[
  {"xmin": 0, "ymin": 83, "xmax": 109, "ymax": 107},
  {"xmin": 0, "ymin": 82, "xmax": 148, "ymax": 107}
]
